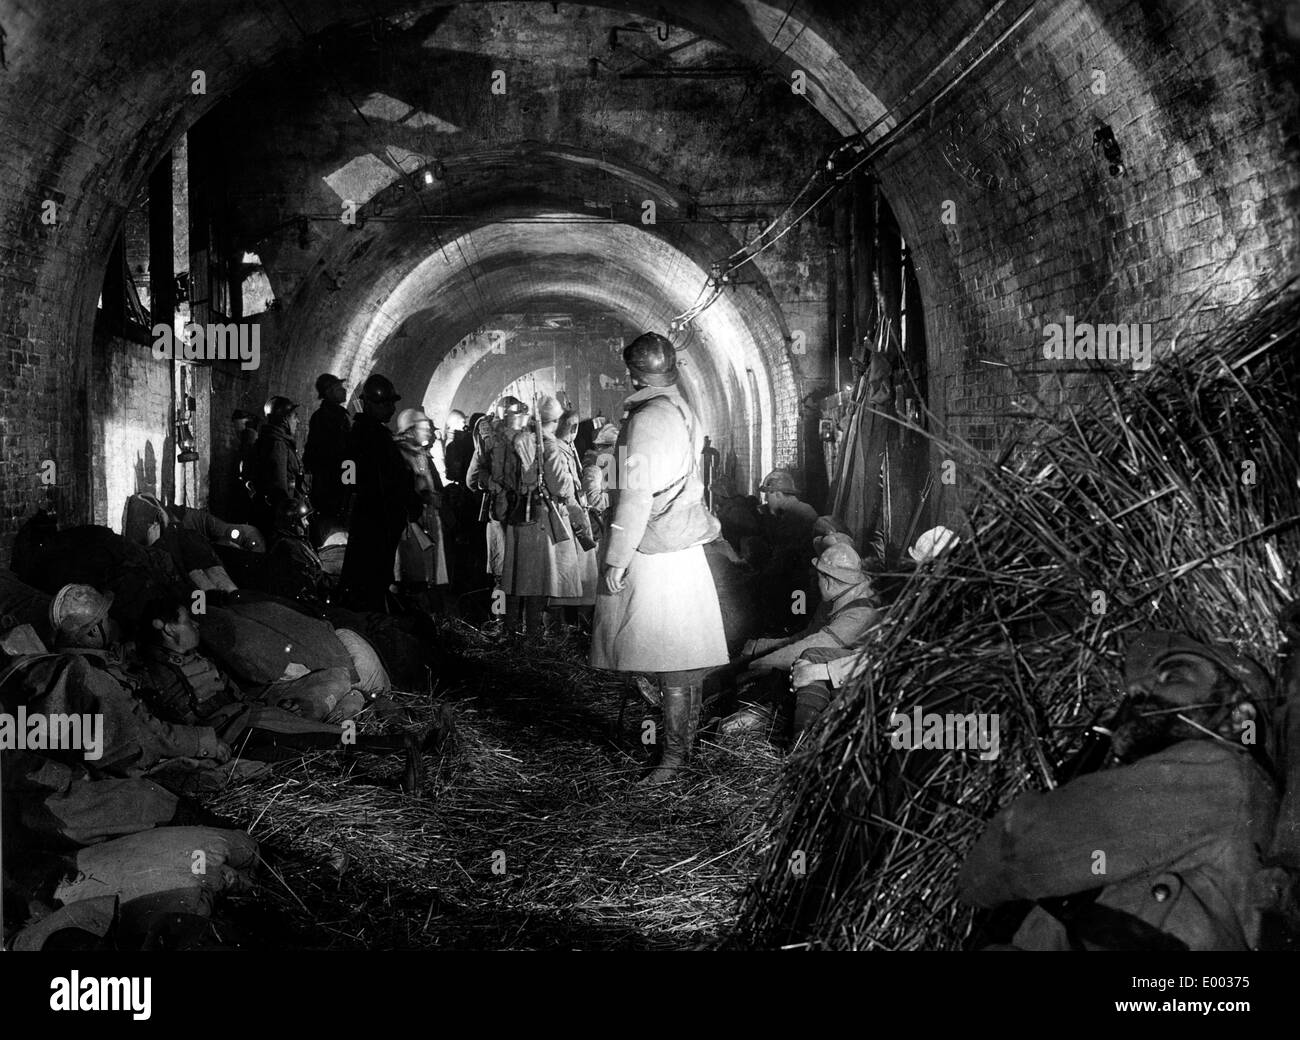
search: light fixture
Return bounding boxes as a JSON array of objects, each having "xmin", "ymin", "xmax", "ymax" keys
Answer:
[
  {"xmin": 176, "ymin": 421, "xmax": 199, "ymax": 464},
  {"xmin": 424, "ymin": 170, "xmax": 434, "ymax": 185}
]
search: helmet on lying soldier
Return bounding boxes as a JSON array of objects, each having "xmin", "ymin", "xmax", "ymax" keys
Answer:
[{"xmin": 274, "ymin": 497, "xmax": 313, "ymax": 539}]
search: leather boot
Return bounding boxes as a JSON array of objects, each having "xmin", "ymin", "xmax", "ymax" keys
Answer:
[
  {"xmin": 640, "ymin": 684, "xmax": 700, "ymax": 785},
  {"xmin": 503, "ymin": 594, "xmax": 521, "ymax": 633},
  {"xmin": 545, "ymin": 605, "xmax": 566, "ymax": 638},
  {"xmin": 793, "ymin": 682, "xmax": 832, "ymax": 737}
]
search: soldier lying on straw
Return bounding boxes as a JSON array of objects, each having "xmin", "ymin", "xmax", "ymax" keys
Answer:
[{"xmin": 958, "ymin": 630, "xmax": 1294, "ymax": 951}]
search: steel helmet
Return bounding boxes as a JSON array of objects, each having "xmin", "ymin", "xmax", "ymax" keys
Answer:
[
  {"xmin": 50, "ymin": 583, "xmax": 114, "ymax": 639},
  {"xmin": 274, "ymin": 497, "xmax": 313, "ymax": 537},
  {"xmin": 315, "ymin": 373, "xmax": 344, "ymax": 398},
  {"xmin": 759, "ymin": 469, "xmax": 798, "ymax": 495},
  {"xmin": 497, "ymin": 396, "xmax": 528, "ymax": 416},
  {"xmin": 812, "ymin": 542, "xmax": 866, "ymax": 584},
  {"xmin": 1124, "ymin": 632, "xmax": 1272, "ymax": 707},
  {"xmin": 535, "ymin": 395, "xmax": 563, "ymax": 422},
  {"xmin": 264, "ymin": 395, "xmax": 299, "ymax": 423},
  {"xmin": 813, "ymin": 530, "xmax": 855, "ymax": 556},
  {"xmin": 623, "ymin": 332, "xmax": 678, "ymax": 387},
  {"xmin": 361, "ymin": 373, "xmax": 402, "ymax": 404},
  {"xmin": 395, "ymin": 408, "xmax": 432, "ymax": 435}
]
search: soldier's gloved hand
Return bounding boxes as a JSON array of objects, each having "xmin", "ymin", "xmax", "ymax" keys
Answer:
[
  {"xmin": 214, "ymin": 740, "xmax": 233, "ymax": 765},
  {"xmin": 603, "ymin": 565, "xmax": 628, "ymax": 594}
]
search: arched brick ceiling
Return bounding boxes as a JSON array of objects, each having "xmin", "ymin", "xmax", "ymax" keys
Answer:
[
  {"xmin": 312, "ymin": 216, "xmax": 775, "ymax": 481},
  {"xmin": 0, "ymin": 0, "xmax": 1295, "ymax": 533}
]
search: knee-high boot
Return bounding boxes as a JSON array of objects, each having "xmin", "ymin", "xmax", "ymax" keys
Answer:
[{"xmin": 640, "ymin": 683, "xmax": 701, "ymax": 785}]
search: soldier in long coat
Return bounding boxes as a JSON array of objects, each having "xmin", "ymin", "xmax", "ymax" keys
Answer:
[
  {"xmin": 509, "ymin": 403, "xmax": 596, "ymax": 635},
  {"xmin": 339, "ymin": 374, "xmax": 416, "ymax": 613},
  {"xmin": 549, "ymin": 411, "xmax": 599, "ymax": 614},
  {"xmin": 591, "ymin": 333, "xmax": 728, "ymax": 784},
  {"xmin": 393, "ymin": 408, "xmax": 451, "ymax": 613},
  {"xmin": 467, "ymin": 397, "xmax": 527, "ymax": 590},
  {"xmin": 503, "ymin": 395, "xmax": 580, "ymax": 635}
]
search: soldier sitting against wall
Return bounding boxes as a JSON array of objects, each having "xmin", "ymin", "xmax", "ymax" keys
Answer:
[{"xmin": 719, "ymin": 539, "xmax": 883, "ymax": 742}]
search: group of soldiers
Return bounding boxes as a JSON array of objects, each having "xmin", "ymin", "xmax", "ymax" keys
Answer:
[
  {"xmin": 237, "ymin": 372, "xmax": 458, "ymax": 615},
  {"xmin": 227, "ymin": 332, "xmax": 1300, "ymax": 955}
]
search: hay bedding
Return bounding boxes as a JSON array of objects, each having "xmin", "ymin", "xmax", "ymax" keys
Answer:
[
  {"xmin": 207, "ymin": 622, "xmax": 782, "ymax": 950},
  {"xmin": 732, "ymin": 285, "xmax": 1300, "ymax": 951}
]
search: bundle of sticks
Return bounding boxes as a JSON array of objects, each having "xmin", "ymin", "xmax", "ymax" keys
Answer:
[{"xmin": 732, "ymin": 283, "xmax": 1300, "ymax": 950}]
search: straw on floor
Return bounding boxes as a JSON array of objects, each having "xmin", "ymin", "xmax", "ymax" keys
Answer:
[
  {"xmin": 207, "ymin": 623, "xmax": 782, "ymax": 950},
  {"xmin": 730, "ymin": 283, "xmax": 1300, "ymax": 950}
]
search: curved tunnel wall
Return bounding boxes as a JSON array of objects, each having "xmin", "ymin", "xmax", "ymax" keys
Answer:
[{"xmin": 0, "ymin": 0, "xmax": 1295, "ymax": 546}]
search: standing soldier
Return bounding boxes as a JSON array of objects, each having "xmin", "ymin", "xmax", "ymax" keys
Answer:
[
  {"xmin": 592, "ymin": 332, "xmax": 728, "ymax": 785},
  {"xmin": 339, "ymin": 373, "xmax": 415, "ymax": 613},
  {"xmin": 252, "ymin": 396, "xmax": 305, "ymax": 536},
  {"xmin": 303, "ymin": 373, "xmax": 352, "ymax": 542},
  {"xmin": 468, "ymin": 397, "xmax": 527, "ymax": 602},
  {"xmin": 499, "ymin": 395, "xmax": 555, "ymax": 635},
  {"xmin": 506, "ymin": 398, "xmax": 590, "ymax": 636},
  {"xmin": 551, "ymin": 409, "xmax": 600, "ymax": 627},
  {"xmin": 701, "ymin": 435, "xmax": 721, "ymax": 510},
  {"xmin": 394, "ymin": 407, "xmax": 451, "ymax": 614}
]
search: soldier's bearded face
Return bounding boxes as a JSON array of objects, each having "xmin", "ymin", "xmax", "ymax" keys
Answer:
[{"xmin": 1112, "ymin": 654, "xmax": 1228, "ymax": 762}]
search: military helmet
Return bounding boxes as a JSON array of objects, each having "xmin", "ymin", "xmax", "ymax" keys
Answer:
[
  {"xmin": 395, "ymin": 408, "xmax": 433, "ymax": 435},
  {"xmin": 274, "ymin": 497, "xmax": 313, "ymax": 537},
  {"xmin": 361, "ymin": 373, "xmax": 402, "ymax": 404},
  {"xmin": 623, "ymin": 332, "xmax": 678, "ymax": 387},
  {"xmin": 759, "ymin": 469, "xmax": 798, "ymax": 495},
  {"xmin": 497, "ymin": 396, "xmax": 528, "ymax": 416},
  {"xmin": 264, "ymin": 395, "xmax": 299, "ymax": 423},
  {"xmin": 315, "ymin": 373, "xmax": 344, "ymax": 398},
  {"xmin": 812, "ymin": 542, "xmax": 866, "ymax": 584},
  {"xmin": 50, "ymin": 583, "xmax": 114, "ymax": 639}
]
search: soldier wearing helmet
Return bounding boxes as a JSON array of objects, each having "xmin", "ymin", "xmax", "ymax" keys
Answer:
[
  {"xmin": 46, "ymin": 583, "xmax": 233, "ymax": 770},
  {"xmin": 339, "ymin": 373, "xmax": 418, "ymax": 612},
  {"xmin": 591, "ymin": 332, "xmax": 728, "ymax": 785},
  {"xmin": 393, "ymin": 407, "xmax": 451, "ymax": 612},
  {"xmin": 959, "ymin": 631, "xmax": 1286, "ymax": 951},
  {"xmin": 721, "ymin": 540, "xmax": 883, "ymax": 741},
  {"xmin": 303, "ymin": 373, "xmax": 352, "ymax": 539},
  {"xmin": 264, "ymin": 497, "xmax": 334, "ymax": 606},
  {"xmin": 466, "ymin": 396, "xmax": 529, "ymax": 595},
  {"xmin": 251, "ymin": 394, "xmax": 306, "ymax": 534}
]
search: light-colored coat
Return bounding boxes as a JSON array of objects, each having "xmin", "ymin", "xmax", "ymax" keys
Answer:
[
  {"xmin": 501, "ymin": 428, "xmax": 587, "ymax": 599},
  {"xmin": 591, "ymin": 385, "xmax": 727, "ymax": 673}
]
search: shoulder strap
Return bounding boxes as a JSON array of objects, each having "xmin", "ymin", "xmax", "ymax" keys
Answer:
[{"xmin": 627, "ymin": 394, "xmax": 700, "ymax": 498}]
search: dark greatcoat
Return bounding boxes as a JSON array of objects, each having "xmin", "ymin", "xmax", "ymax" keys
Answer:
[
  {"xmin": 340, "ymin": 413, "xmax": 417, "ymax": 612},
  {"xmin": 303, "ymin": 400, "xmax": 352, "ymax": 523}
]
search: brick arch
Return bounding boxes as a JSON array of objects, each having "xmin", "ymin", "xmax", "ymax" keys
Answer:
[
  {"xmin": 323, "ymin": 219, "xmax": 775, "ymax": 488},
  {"xmin": 0, "ymin": 0, "xmax": 1295, "ymax": 543}
]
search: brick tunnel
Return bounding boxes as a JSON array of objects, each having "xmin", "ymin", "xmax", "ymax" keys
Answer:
[{"xmin": 1, "ymin": 0, "xmax": 1299, "ymax": 961}]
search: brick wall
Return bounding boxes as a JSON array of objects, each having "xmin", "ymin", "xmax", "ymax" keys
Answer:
[
  {"xmin": 90, "ymin": 330, "xmax": 174, "ymax": 530},
  {"xmin": 0, "ymin": 0, "xmax": 1296, "ymax": 555}
]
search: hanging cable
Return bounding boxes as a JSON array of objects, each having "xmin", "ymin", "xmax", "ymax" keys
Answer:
[{"xmin": 716, "ymin": 0, "xmax": 1036, "ymax": 290}]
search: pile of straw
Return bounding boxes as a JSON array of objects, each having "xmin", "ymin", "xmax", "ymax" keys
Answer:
[
  {"xmin": 732, "ymin": 285, "xmax": 1300, "ymax": 950},
  {"xmin": 209, "ymin": 623, "xmax": 782, "ymax": 950}
]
